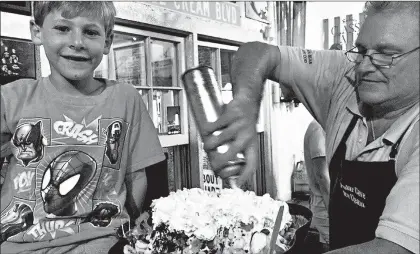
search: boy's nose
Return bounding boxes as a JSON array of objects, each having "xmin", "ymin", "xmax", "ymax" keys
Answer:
[{"xmin": 70, "ymin": 31, "xmax": 85, "ymax": 50}]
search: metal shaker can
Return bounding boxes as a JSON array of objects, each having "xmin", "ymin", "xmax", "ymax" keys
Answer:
[{"xmin": 181, "ymin": 66, "xmax": 245, "ymax": 188}]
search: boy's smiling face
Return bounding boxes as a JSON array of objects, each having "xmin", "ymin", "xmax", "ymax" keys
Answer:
[{"xmin": 31, "ymin": 10, "xmax": 113, "ymax": 81}]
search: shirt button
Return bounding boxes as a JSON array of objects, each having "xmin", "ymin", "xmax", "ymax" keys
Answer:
[{"xmin": 358, "ymin": 139, "xmax": 363, "ymax": 143}]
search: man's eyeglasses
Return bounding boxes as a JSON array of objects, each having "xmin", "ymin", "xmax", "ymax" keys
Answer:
[{"xmin": 345, "ymin": 46, "xmax": 420, "ymax": 68}]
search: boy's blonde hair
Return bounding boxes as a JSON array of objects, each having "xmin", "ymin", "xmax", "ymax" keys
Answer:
[{"xmin": 33, "ymin": 1, "xmax": 116, "ymax": 37}]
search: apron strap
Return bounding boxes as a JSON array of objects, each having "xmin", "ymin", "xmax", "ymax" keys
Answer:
[
  {"xmin": 341, "ymin": 116, "xmax": 359, "ymax": 146},
  {"xmin": 329, "ymin": 115, "xmax": 359, "ymax": 210}
]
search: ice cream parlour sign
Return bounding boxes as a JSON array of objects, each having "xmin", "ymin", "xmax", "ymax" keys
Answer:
[
  {"xmin": 203, "ymin": 169, "xmax": 223, "ymax": 192},
  {"xmin": 148, "ymin": 2, "xmax": 241, "ymax": 26}
]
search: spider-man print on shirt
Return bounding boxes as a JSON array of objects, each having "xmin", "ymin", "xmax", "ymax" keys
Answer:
[
  {"xmin": 40, "ymin": 150, "xmax": 97, "ymax": 216},
  {"xmin": 1, "ymin": 116, "xmax": 130, "ymax": 242}
]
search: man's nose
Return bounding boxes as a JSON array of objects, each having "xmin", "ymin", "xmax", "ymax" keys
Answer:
[
  {"xmin": 70, "ymin": 30, "xmax": 85, "ymax": 50},
  {"xmin": 356, "ymin": 55, "xmax": 377, "ymax": 74}
]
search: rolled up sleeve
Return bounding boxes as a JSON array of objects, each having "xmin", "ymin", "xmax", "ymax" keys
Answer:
[
  {"xmin": 376, "ymin": 127, "xmax": 419, "ymax": 254},
  {"xmin": 277, "ymin": 46, "xmax": 354, "ymax": 128}
]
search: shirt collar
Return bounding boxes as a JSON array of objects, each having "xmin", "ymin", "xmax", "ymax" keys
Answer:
[
  {"xmin": 346, "ymin": 96, "xmax": 419, "ymax": 145},
  {"xmin": 346, "ymin": 93, "xmax": 362, "ymax": 117},
  {"xmin": 382, "ymin": 103, "xmax": 419, "ymax": 144},
  {"xmin": 344, "ymin": 66, "xmax": 362, "ymax": 117}
]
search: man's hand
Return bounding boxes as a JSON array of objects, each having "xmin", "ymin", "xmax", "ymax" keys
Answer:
[
  {"xmin": 201, "ymin": 41, "xmax": 281, "ymax": 186},
  {"xmin": 202, "ymin": 98, "xmax": 260, "ymax": 187}
]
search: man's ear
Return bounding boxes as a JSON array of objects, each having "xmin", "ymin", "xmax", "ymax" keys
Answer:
[
  {"xmin": 103, "ymin": 32, "xmax": 114, "ymax": 55},
  {"xmin": 30, "ymin": 20, "xmax": 42, "ymax": 46}
]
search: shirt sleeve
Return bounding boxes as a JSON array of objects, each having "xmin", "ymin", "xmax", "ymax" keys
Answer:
[
  {"xmin": 125, "ymin": 93, "xmax": 165, "ymax": 174},
  {"xmin": 308, "ymin": 124, "xmax": 326, "ymax": 159},
  {"xmin": 1, "ymin": 91, "xmax": 12, "ymax": 157},
  {"xmin": 277, "ymin": 46, "xmax": 354, "ymax": 128},
  {"xmin": 376, "ymin": 122, "xmax": 419, "ymax": 254}
]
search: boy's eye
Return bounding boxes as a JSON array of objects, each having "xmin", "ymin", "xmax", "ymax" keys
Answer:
[
  {"xmin": 85, "ymin": 29, "xmax": 100, "ymax": 37},
  {"xmin": 54, "ymin": 26, "xmax": 70, "ymax": 32}
]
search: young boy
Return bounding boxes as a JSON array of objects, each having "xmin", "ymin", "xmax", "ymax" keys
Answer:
[{"xmin": 0, "ymin": 2, "xmax": 165, "ymax": 253}]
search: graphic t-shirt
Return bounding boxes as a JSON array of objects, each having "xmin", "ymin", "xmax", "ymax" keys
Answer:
[{"xmin": 0, "ymin": 77, "xmax": 165, "ymax": 250}]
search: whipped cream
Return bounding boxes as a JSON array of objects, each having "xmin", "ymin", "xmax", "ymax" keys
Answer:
[{"xmin": 151, "ymin": 188, "xmax": 292, "ymax": 242}]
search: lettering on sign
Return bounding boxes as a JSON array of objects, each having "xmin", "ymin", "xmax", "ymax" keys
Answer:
[
  {"xmin": 203, "ymin": 169, "xmax": 222, "ymax": 192},
  {"xmin": 331, "ymin": 15, "xmax": 363, "ymax": 50},
  {"xmin": 330, "ymin": 18, "xmax": 361, "ymax": 45},
  {"xmin": 148, "ymin": 2, "xmax": 241, "ymax": 26}
]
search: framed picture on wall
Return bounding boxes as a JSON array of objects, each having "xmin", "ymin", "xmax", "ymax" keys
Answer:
[
  {"xmin": 0, "ymin": 1, "xmax": 32, "ymax": 16},
  {"xmin": 245, "ymin": 2, "xmax": 270, "ymax": 23},
  {"xmin": 0, "ymin": 36, "xmax": 37, "ymax": 85}
]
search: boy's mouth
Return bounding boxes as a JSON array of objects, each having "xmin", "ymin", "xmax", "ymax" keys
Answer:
[{"xmin": 62, "ymin": 55, "xmax": 90, "ymax": 62}]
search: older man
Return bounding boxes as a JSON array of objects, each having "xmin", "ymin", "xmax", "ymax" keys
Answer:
[{"xmin": 202, "ymin": 2, "xmax": 419, "ymax": 254}]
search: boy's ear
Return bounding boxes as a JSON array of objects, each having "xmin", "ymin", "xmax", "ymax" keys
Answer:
[
  {"xmin": 30, "ymin": 20, "xmax": 42, "ymax": 46},
  {"xmin": 103, "ymin": 32, "xmax": 114, "ymax": 55}
]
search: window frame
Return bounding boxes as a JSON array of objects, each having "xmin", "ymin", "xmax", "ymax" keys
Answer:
[{"xmin": 113, "ymin": 25, "xmax": 189, "ymax": 147}]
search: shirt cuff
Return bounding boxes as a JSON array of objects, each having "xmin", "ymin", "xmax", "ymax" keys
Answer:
[
  {"xmin": 310, "ymin": 152, "xmax": 326, "ymax": 159},
  {"xmin": 376, "ymin": 223, "xmax": 419, "ymax": 254},
  {"xmin": 129, "ymin": 153, "xmax": 166, "ymax": 174}
]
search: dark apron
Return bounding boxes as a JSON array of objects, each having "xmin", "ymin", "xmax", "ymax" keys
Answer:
[{"xmin": 329, "ymin": 116, "xmax": 402, "ymax": 250}]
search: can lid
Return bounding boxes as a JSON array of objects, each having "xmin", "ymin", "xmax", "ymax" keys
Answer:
[{"xmin": 181, "ymin": 65, "xmax": 215, "ymax": 80}]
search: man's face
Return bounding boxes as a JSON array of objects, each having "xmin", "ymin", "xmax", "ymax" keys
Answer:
[
  {"xmin": 355, "ymin": 11, "xmax": 419, "ymax": 109},
  {"xmin": 34, "ymin": 10, "xmax": 113, "ymax": 81}
]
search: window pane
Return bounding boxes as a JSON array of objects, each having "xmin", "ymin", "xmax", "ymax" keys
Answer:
[
  {"xmin": 220, "ymin": 49, "xmax": 235, "ymax": 104},
  {"xmin": 198, "ymin": 46, "xmax": 217, "ymax": 69},
  {"xmin": 111, "ymin": 33, "xmax": 147, "ymax": 86},
  {"xmin": 150, "ymin": 40, "xmax": 177, "ymax": 87},
  {"xmin": 152, "ymin": 89, "xmax": 181, "ymax": 134},
  {"xmin": 220, "ymin": 49, "xmax": 235, "ymax": 88}
]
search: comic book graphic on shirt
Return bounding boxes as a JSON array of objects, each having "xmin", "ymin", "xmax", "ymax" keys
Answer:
[
  {"xmin": 0, "ymin": 116, "xmax": 130, "ymax": 243},
  {"xmin": 11, "ymin": 119, "xmax": 50, "ymax": 167},
  {"xmin": 100, "ymin": 119, "xmax": 127, "ymax": 169}
]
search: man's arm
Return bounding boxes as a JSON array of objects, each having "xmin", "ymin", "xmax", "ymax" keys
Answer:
[
  {"xmin": 311, "ymin": 157, "xmax": 330, "ymax": 208},
  {"xmin": 202, "ymin": 42, "xmax": 349, "ymax": 185},
  {"xmin": 125, "ymin": 168, "xmax": 147, "ymax": 220},
  {"xmin": 325, "ymin": 238, "xmax": 413, "ymax": 254}
]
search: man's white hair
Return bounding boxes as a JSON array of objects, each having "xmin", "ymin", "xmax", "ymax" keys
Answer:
[{"xmin": 364, "ymin": 1, "xmax": 419, "ymax": 18}]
